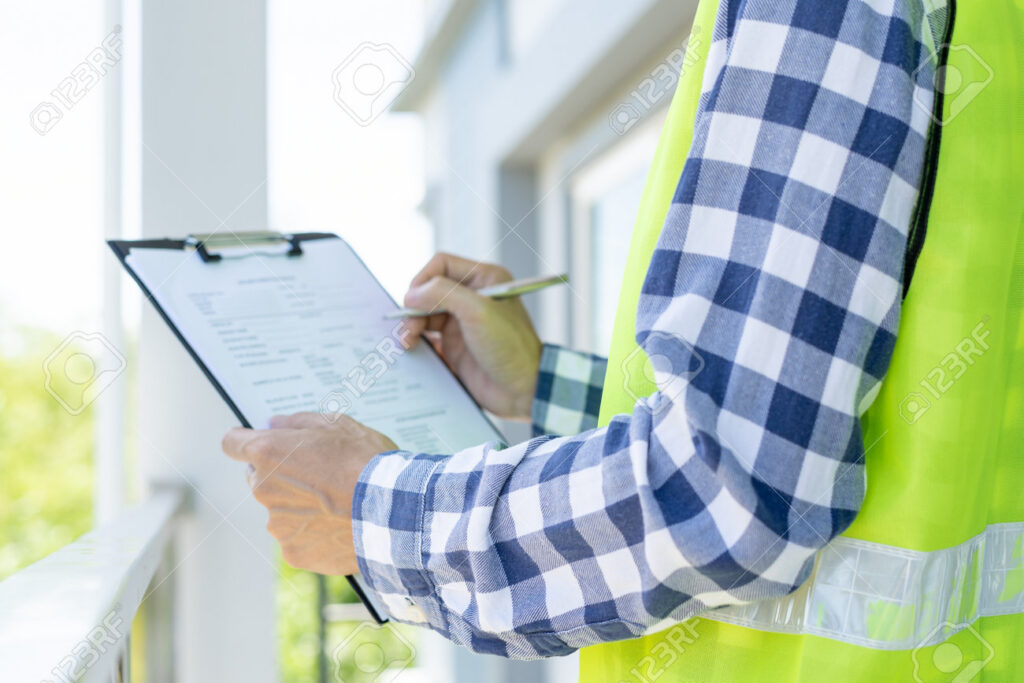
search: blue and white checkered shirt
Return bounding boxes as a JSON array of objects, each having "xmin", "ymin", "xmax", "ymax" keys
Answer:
[{"xmin": 354, "ymin": 0, "xmax": 949, "ymax": 658}]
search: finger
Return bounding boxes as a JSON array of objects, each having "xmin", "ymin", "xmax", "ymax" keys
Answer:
[
  {"xmin": 318, "ymin": 413, "xmax": 365, "ymax": 437},
  {"xmin": 249, "ymin": 470, "xmax": 292, "ymax": 504},
  {"xmin": 269, "ymin": 412, "xmax": 328, "ymax": 430},
  {"xmin": 396, "ymin": 317, "xmax": 426, "ymax": 349},
  {"xmin": 409, "ymin": 252, "xmax": 478, "ymax": 287},
  {"xmin": 423, "ymin": 313, "xmax": 449, "ymax": 332},
  {"xmin": 425, "ymin": 331, "xmax": 444, "ymax": 358},
  {"xmin": 222, "ymin": 427, "xmax": 304, "ymax": 467},
  {"xmin": 396, "ymin": 312, "xmax": 451, "ymax": 350},
  {"xmin": 410, "ymin": 252, "xmax": 512, "ymax": 289},
  {"xmin": 404, "ymin": 276, "xmax": 485, "ymax": 324},
  {"xmin": 222, "ymin": 427, "xmax": 259, "ymax": 463},
  {"xmin": 267, "ymin": 511, "xmax": 312, "ymax": 541}
]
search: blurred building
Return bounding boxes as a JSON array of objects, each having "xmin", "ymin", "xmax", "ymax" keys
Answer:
[
  {"xmin": 394, "ymin": 1, "xmax": 698, "ymax": 680},
  {"xmin": 398, "ymin": 0, "xmax": 699, "ymax": 358}
]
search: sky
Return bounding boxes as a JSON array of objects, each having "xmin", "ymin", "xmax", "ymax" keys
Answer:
[
  {"xmin": 267, "ymin": 0, "xmax": 431, "ymax": 296},
  {"xmin": 0, "ymin": 1, "xmax": 106, "ymax": 342},
  {"xmin": 0, "ymin": 0, "xmax": 430, "ymax": 352}
]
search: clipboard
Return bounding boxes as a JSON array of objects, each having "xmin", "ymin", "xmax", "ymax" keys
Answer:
[
  {"xmin": 109, "ymin": 231, "xmax": 506, "ymax": 624},
  {"xmin": 108, "ymin": 231, "xmax": 323, "ymax": 429}
]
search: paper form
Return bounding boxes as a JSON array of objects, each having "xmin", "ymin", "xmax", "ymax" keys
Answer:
[{"xmin": 126, "ymin": 236, "xmax": 504, "ymax": 454}]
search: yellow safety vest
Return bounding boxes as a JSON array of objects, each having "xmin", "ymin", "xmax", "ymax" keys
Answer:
[{"xmin": 581, "ymin": 0, "xmax": 1024, "ymax": 680}]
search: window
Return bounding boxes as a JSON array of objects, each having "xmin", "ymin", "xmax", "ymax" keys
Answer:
[
  {"xmin": 568, "ymin": 113, "xmax": 663, "ymax": 355},
  {"xmin": 502, "ymin": 0, "xmax": 569, "ymax": 63}
]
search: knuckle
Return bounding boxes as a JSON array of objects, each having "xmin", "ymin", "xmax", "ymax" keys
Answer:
[
  {"xmin": 403, "ymin": 288, "xmax": 422, "ymax": 307},
  {"xmin": 412, "ymin": 253, "xmax": 447, "ymax": 283},
  {"xmin": 266, "ymin": 515, "xmax": 285, "ymax": 536},
  {"xmin": 406, "ymin": 276, "xmax": 444, "ymax": 303},
  {"xmin": 331, "ymin": 414, "xmax": 358, "ymax": 434},
  {"xmin": 487, "ymin": 264, "xmax": 513, "ymax": 282},
  {"xmin": 241, "ymin": 434, "xmax": 271, "ymax": 461},
  {"xmin": 419, "ymin": 277, "xmax": 449, "ymax": 303},
  {"xmin": 251, "ymin": 481, "xmax": 269, "ymax": 503},
  {"xmin": 281, "ymin": 545, "xmax": 300, "ymax": 567},
  {"xmin": 292, "ymin": 411, "xmax": 318, "ymax": 426}
]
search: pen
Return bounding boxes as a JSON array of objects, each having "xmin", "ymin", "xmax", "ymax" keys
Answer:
[{"xmin": 384, "ymin": 273, "xmax": 569, "ymax": 319}]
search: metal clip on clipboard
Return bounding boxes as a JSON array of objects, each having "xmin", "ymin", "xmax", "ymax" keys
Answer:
[{"xmin": 185, "ymin": 231, "xmax": 304, "ymax": 262}]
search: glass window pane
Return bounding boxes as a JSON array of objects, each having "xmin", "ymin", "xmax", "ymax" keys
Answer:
[{"xmin": 589, "ymin": 168, "xmax": 647, "ymax": 355}]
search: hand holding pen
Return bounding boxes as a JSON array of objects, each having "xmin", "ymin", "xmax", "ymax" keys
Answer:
[{"xmin": 394, "ymin": 253, "xmax": 567, "ymax": 420}]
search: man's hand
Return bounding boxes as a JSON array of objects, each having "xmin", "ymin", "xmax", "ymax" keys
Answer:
[
  {"xmin": 400, "ymin": 253, "xmax": 542, "ymax": 421},
  {"xmin": 221, "ymin": 413, "xmax": 398, "ymax": 576}
]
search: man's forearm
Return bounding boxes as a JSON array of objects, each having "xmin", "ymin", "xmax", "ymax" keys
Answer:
[{"xmin": 351, "ymin": 0, "xmax": 943, "ymax": 658}]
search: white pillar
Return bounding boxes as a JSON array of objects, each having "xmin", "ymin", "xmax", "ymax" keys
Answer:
[
  {"xmin": 96, "ymin": 0, "xmax": 125, "ymax": 526},
  {"xmin": 138, "ymin": 0, "xmax": 277, "ymax": 680}
]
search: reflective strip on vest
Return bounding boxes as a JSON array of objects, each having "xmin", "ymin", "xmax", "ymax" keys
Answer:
[{"xmin": 704, "ymin": 523, "xmax": 1024, "ymax": 650}]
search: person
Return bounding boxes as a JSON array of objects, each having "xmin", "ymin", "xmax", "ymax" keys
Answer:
[{"xmin": 222, "ymin": 0, "xmax": 1024, "ymax": 679}]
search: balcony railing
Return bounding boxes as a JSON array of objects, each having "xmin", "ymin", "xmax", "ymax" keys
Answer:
[
  {"xmin": 0, "ymin": 488, "xmax": 185, "ymax": 683},
  {"xmin": 0, "ymin": 483, "xmax": 561, "ymax": 683}
]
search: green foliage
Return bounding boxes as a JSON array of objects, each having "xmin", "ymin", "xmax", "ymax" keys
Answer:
[
  {"xmin": 277, "ymin": 562, "xmax": 321, "ymax": 683},
  {"xmin": 326, "ymin": 618, "xmax": 419, "ymax": 683},
  {"xmin": 277, "ymin": 563, "xmax": 419, "ymax": 682},
  {"xmin": 0, "ymin": 329, "xmax": 94, "ymax": 580},
  {"xmin": 1, "ymin": 327, "xmax": 413, "ymax": 681}
]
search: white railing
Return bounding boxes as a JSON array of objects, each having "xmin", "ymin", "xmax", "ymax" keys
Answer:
[{"xmin": 0, "ymin": 488, "xmax": 185, "ymax": 683}]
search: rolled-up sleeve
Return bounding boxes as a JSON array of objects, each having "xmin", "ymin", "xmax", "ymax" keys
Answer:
[{"xmin": 353, "ymin": 0, "xmax": 947, "ymax": 659}]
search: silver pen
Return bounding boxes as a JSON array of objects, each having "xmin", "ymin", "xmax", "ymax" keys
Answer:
[{"xmin": 384, "ymin": 273, "xmax": 569, "ymax": 319}]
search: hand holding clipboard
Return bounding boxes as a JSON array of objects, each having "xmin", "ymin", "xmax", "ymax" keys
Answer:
[{"xmin": 110, "ymin": 231, "xmax": 506, "ymax": 623}]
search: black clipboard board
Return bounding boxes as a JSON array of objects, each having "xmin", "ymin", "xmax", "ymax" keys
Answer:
[{"xmin": 108, "ymin": 231, "xmax": 419, "ymax": 624}]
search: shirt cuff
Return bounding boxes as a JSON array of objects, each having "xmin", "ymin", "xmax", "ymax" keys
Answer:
[
  {"xmin": 531, "ymin": 344, "xmax": 607, "ymax": 437},
  {"xmin": 351, "ymin": 449, "xmax": 448, "ymax": 628}
]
